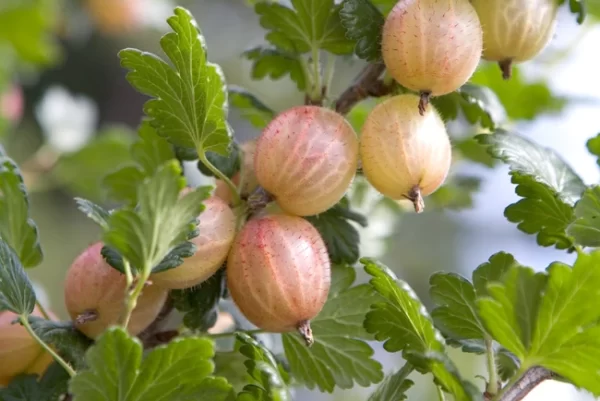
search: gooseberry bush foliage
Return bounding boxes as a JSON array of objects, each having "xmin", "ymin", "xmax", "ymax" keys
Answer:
[{"xmin": 1, "ymin": 1, "xmax": 600, "ymax": 401}]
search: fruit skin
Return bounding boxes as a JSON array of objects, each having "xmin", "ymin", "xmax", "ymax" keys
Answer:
[
  {"xmin": 64, "ymin": 242, "xmax": 168, "ymax": 339},
  {"xmin": 359, "ymin": 94, "xmax": 451, "ymax": 212},
  {"xmin": 227, "ymin": 214, "xmax": 330, "ymax": 336},
  {"xmin": 471, "ymin": 0, "xmax": 558, "ymax": 79},
  {"xmin": 254, "ymin": 106, "xmax": 359, "ymax": 217},
  {"xmin": 151, "ymin": 196, "xmax": 236, "ymax": 290},
  {"xmin": 0, "ymin": 307, "xmax": 54, "ymax": 386},
  {"xmin": 381, "ymin": 0, "xmax": 482, "ymax": 99}
]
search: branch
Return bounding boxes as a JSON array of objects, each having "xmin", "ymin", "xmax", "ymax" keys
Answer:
[
  {"xmin": 496, "ymin": 367, "xmax": 557, "ymax": 401},
  {"xmin": 334, "ymin": 61, "xmax": 391, "ymax": 115}
]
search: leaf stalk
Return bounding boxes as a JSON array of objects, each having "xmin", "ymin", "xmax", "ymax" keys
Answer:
[
  {"xmin": 198, "ymin": 150, "xmax": 241, "ymax": 206},
  {"xmin": 485, "ymin": 337, "xmax": 499, "ymax": 396},
  {"xmin": 19, "ymin": 315, "xmax": 76, "ymax": 377}
]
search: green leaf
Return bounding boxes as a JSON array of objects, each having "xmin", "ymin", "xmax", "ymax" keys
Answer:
[
  {"xmin": 103, "ymin": 166, "xmax": 146, "ymax": 205},
  {"xmin": 101, "ymin": 241, "xmax": 198, "ymax": 275},
  {"xmin": 74, "ymin": 198, "xmax": 110, "ymax": 230},
  {"xmin": 28, "ymin": 317, "xmax": 93, "ymax": 370},
  {"xmin": 170, "ymin": 268, "xmax": 226, "ymax": 331},
  {"xmin": 586, "ymin": 133, "xmax": 600, "ymax": 167},
  {"xmin": 102, "ymin": 161, "xmax": 211, "ymax": 274},
  {"xmin": 0, "ymin": 0, "xmax": 61, "ymax": 66},
  {"xmin": 432, "ymin": 84, "xmax": 506, "ymax": 130},
  {"xmin": 478, "ymin": 264, "xmax": 547, "ymax": 360},
  {"xmin": 197, "ymin": 142, "xmax": 240, "ymax": 179},
  {"xmin": 362, "ymin": 258, "xmax": 444, "ymax": 354},
  {"xmin": 243, "ymin": 46, "xmax": 306, "ymax": 91},
  {"xmin": 0, "ymin": 362, "xmax": 70, "ymax": 401},
  {"xmin": 339, "ymin": 0, "xmax": 385, "ymax": 61},
  {"xmin": 477, "ymin": 130, "xmax": 585, "ymax": 249},
  {"xmin": 477, "ymin": 130, "xmax": 585, "ymax": 204},
  {"xmin": 527, "ymin": 253, "xmax": 600, "ymax": 390},
  {"xmin": 0, "ymin": 238, "xmax": 35, "ymax": 314},
  {"xmin": 214, "ymin": 351, "xmax": 251, "ymax": 393},
  {"xmin": 454, "ymin": 137, "xmax": 497, "ymax": 168},
  {"xmin": 236, "ymin": 333, "xmax": 291, "ymax": 401},
  {"xmin": 427, "ymin": 176, "xmax": 481, "ymax": 211},
  {"xmin": 304, "ymin": 200, "xmax": 366, "ymax": 264},
  {"xmin": 367, "ymin": 363, "xmax": 414, "ymax": 401},
  {"xmin": 369, "ymin": 0, "xmax": 397, "ymax": 15},
  {"xmin": 362, "ymin": 258, "xmax": 480, "ymax": 401},
  {"xmin": 70, "ymin": 327, "xmax": 233, "ymax": 401},
  {"xmin": 558, "ymin": 0, "xmax": 586, "ymax": 24},
  {"xmin": 53, "ymin": 126, "xmax": 134, "ymax": 202},
  {"xmin": 228, "ymin": 87, "xmax": 275, "ymax": 130},
  {"xmin": 255, "ymin": 0, "xmax": 354, "ymax": 54},
  {"xmin": 477, "ymin": 250, "xmax": 600, "ymax": 395},
  {"xmin": 567, "ymin": 185, "xmax": 600, "ymax": 247},
  {"xmin": 282, "ymin": 264, "xmax": 383, "ymax": 392},
  {"xmin": 103, "ymin": 121, "xmax": 176, "ymax": 205},
  {"xmin": 119, "ymin": 7, "xmax": 231, "ymax": 156},
  {"xmin": 403, "ymin": 351, "xmax": 482, "ymax": 401},
  {"xmin": 472, "ymin": 252, "xmax": 518, "ymax": 298},
  {"xmin": 470, "ymin": 63, "xmax": 566, "ymax": 120},
  {"xmin": 429, "ymin": 273, "xmax": 486, "ymax": 340},
  {"xmin": 0, "ymin": 156, "xmax": 43, "ymax": 267}
]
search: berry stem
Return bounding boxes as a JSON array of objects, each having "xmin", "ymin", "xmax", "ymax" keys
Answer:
[
  {"xmin": 19, "ymin": 314, "xmax": 76, "ymax": 377},
  {"xmin": 406, "ymin": 186, "xmax": 425, "ymax": 213},
  {"xmin": 297, "ymin": 320, "xmax": 314, "ymax": 347},
  {"xmin": 198, "ymin": 150, "xmax": 242, "ymax": 207},
  {"xmin": 418, "ymin": 91, "xmax": 431, "ymax": 116},
  {"xmin": 498, "ymin": 59, "xmax": 513, "ymax": 80}
]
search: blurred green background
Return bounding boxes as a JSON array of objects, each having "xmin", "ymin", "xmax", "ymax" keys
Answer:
[{"xmin": 2, "ymin": 0, "xmax": 600, "ymax": 400}]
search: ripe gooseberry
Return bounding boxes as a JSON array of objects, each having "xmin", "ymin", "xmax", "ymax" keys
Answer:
[
  {"xmin": 227, "ymin": 214, "xmax": 330, "ymax": 345},
  {"xmin": 150, "ymin": 195, "xmax": 236, "ymax": 290},
  {"xmin": 381, "ymin": 0, "xmax": 483, "ymax": 115},
  {"xmin": 471, "ymin": 0, "xmax": 558, "ymax": 79},
  {"xmin": 359, "ymin": 94, "xmax": 451, "ymax": 213},
  {"xmin": 64, "ymin": 242, "xmax": 168, "ymax": 339},
  {"xmin": 254, "ymin": 106, "xmax": 358, "ymax": 217},
  {"xmin": 0, "ymin": 307, "xmax": 54, "ymax": 386}
]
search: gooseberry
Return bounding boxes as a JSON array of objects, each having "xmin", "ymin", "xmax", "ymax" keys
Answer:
[
  {"xmin": 381, "ymin": 0, "xmax": 483, "ymax": 114},
  {"xmin": 471, "ymin": 0, "xmax": 558, "ymax": 79},
  {"xmin": 64, "ymin": 242, "xmax": 168, "ymax": 338},
  {"xmin": 0, "ymin": 307, "xmax": 54, "ymax": 386},
  {"xmin": 226, "ymin": 214, "xmax": 330, "ymax": 345},
  {"xmin": 150, "ymin": 195, "xmax": 236, "ymax": 290},
  {"xmin": 359, "ymin": 94, "xmax": 451, "ymax": 212},
  {"xmin": 254, "ymin": 106, "xmax": 358, "ymax": 217}
]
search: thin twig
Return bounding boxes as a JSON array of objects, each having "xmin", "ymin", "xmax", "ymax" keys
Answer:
[
  {"xmin": 496, "ymin": 367, "xmax": 557, "ymax": 401},
  {"xmin": 334, "ymin": 61, "xmax": 391, "ymax": 115}
]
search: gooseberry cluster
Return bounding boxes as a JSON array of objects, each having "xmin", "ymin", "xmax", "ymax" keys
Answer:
[{"xmin": 0, "ymin": 0, "xmax": 561, "ymax": 383}]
